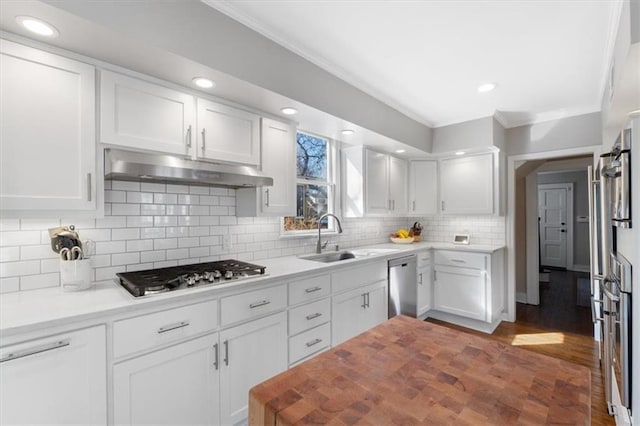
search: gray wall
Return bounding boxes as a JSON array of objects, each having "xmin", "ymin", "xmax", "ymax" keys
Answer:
[
  {"xmin": 537, "ymin": 170, "xmax": 590, "ymax": 268},
  {"xmin": 432, "ymin": 117, "xmax": 494, "ymax": 153},
  {"xmin": 506, "ymin": 112, "xmax": 602, "ymax": 155},
  {"xmin": 50, "ymin": 0, "xmax": 433, "ymax": 152}
]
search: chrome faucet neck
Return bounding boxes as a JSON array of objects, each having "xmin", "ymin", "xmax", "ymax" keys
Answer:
[{"xmin": 316, "ymin": 213, "xmax": 343, "ymax": 253}]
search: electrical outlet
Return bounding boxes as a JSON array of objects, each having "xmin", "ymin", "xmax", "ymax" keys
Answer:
[{"xmin": 222, "ymin": 234, "xmax": 232, "ymax": 250}]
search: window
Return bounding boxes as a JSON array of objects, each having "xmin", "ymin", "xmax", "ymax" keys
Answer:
[{"xmin": 283, "ymin": 131, "xmax": 337, "ymax": 234}]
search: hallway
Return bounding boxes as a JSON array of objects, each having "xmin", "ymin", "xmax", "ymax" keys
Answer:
[{"xmin": 429, "ymin": 269, "xmax": 613, "ymax": 424}]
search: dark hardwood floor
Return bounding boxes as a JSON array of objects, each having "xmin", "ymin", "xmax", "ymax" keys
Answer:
[{"xmin": 428, "ymin": 269, "xmax": 613, "ymax": 425}]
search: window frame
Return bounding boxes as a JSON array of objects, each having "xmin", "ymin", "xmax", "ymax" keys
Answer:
[{"xmin": 280, "ymin": 130, "xmax": 341, "ymax": 238}]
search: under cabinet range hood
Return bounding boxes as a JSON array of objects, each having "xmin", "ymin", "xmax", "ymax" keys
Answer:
[{"xmin": 104, "ymin": 149, "xmax": 273, "ymax": 188}]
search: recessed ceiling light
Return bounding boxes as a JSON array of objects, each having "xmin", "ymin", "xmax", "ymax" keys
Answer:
[
  {"xmin": 16, "ymin": 16, "xmax": 59, "ymax": 37},
  {"xmin": 192, "ymin": 77, "xmax": 215, "ymax": 89},
  {"xmin": 395, "ymin": 149, "xmax": 406, "ymax": 154},
  {"xmin": 477, "ymin": 83, "xmax": 496, "ymax": 93},
  {"xmin": 281, "ymin": 107, "xmax": 298, "ymax": 115},
  {"xmin": 455, "ymin": 151, "xmax": 466, "ymax": 156},
  {"xmin": 341, "ymin": 129, "xmax": 355, "ymax": 135}
]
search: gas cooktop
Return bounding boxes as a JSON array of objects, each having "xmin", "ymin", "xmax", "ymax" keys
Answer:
[{"xmin": 117, "ymin": 259, "xmax": 267, "ymax": 297}]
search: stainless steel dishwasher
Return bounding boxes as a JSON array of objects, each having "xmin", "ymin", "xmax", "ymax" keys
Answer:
[{"xmin": 388, "ymin": 254, "xmax": 417, "ymax": 318}]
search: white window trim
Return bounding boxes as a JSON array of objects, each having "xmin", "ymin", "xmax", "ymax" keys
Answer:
[{"xmin": 280, "ymin": 132, "xmax": 341, "ymax": 238}]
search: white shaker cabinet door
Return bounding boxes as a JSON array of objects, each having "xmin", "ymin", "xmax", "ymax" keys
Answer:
[
  {"xmin": 433, "ymin": 266, "xmax": 486, "ymax": 321},
  {"xmin": 0, "ymin": 39, "xmax": 96, "ymax": 211},
  {"xmin": 0, "ymin": 326, "xmax": 107, "ymax": 425},
  {"xmin": 409, "ymin": 160, "xmax": 438, "ymax": 215},
  {"xmin": 440, "ymin": 152, "xmax": 494, "ymax": 215},
  {"xmin": 100, "ymin": 71, "xmax": 195, "ymax": 156},
  {"xmin": 261, "ymin": 118, "xmax": 296, "ymax": 215},
  {"xmin": 389, "ymin": 155, "xmax": 408, "ymax": 215},
  {"xmin": 365, "ymin": 150, "xmax": 390, "ymax": 215},
  {"xmin": 332, "ymin": 280, "xmax": 388, "ymax": 346},
  {"xmin": 417, "ymin": 265, "xmax": 433, "ymax": 316},
  {"xmin": 197, "ymin": 98, "xmax": 261, "ymax": 166},
  {"xmin": 113, "ymin": 333, "xmax": 220, "ymax": 426},
  {"xmin": 219, "ymin": 311, "xmax": 287, "ymax": 426}
]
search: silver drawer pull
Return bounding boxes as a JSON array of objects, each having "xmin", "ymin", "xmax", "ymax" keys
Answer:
[
  {"xmin": 305, "ymin": 338, "xmax": 322, "ymax": 348},
  {"xmin": 1, "ymin": 339, "xmax": 70, "ymax": 363},
  {"xmin": 249, "ymin": 300, "xmax": 270, "ymax": 309},
  {"xmin": 451, "ymin": 259, "xmax": 466, "ymax": 263},
  {"xmin": 157, "ymin": 321, "xmax": 190, "ymax": 334},
  {"xmin": 305, "ymin": 286, "xmax": 322, "ymax": 293},
  {"xmin": 306, "ymin": 312, "xmax": 322, "ymax": 320}
]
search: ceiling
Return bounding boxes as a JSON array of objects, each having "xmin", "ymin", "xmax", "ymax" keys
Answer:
[{"xmin": 207, "ymin": 0, "xmax": 622, "ymax": 128}]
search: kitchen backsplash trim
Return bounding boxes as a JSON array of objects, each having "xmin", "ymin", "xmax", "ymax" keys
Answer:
[{"xmin": 0, "ymin": 181, "xmax": 505, "ymax": 293}]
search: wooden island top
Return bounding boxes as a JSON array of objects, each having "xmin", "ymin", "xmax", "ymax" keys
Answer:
[{"xmin": 249, "ymin": 315, "xmax": 591, "ymax": 425}]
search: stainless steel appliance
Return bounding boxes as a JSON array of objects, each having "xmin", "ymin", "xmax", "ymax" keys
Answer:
[
  {"xmin": 117, "ymin": 259, "xmax": 267, "ymax": 297},
  {"xmin": 388, "ymin": 255, "xmax": 417, "ymax": 318},
  {"xmin": 590, "ymin": 125, "xmax": 633, "ymax": 420}
]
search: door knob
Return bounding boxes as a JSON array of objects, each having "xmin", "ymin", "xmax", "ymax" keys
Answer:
[
  {"xmin": 561, "ymin": 222, "xmax": 566, "ymax": 225},
  {"xmin": 561, "ymin": 229, "xmax": 566, "ymax": 233}
]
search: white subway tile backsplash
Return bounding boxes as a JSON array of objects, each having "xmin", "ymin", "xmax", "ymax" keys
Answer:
[
  {"xmin": 0, "ymin": 247, "xmax": 20, "ymax": 262},
  {"xmin": 0, "ymin": 277, "xmax": 20, "ymax": 293},
  {"xmin": 0, "ymin": 231, "xmax": 41, "ymax": 247},
  {"xmin": 20, "ymin": 272, "xmax": 59, "ymax": 291},
  {"xmin": 3, "ymin": 180, "xmax": 498, "ymax": 294},
  {"xmin": 0, "ymin": 260, "xmax": 40, "ymax": 277}
]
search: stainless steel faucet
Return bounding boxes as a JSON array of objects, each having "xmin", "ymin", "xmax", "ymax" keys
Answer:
[{"xmin": 316, "ymin": 213, "xmax": 343, "ymax": 253}]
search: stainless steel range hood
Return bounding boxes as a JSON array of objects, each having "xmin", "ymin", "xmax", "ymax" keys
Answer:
[{"xmin": 105, "ymin": 149, "xmax": 273, "ymax": 188}]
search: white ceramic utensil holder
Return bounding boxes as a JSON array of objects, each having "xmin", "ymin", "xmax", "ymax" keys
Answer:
[{"xmin": 60, "ymin": 258, "xmax": 93, "ymax": 291}]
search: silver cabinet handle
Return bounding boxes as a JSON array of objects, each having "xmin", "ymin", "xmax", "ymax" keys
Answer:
[
  {"xmin": 305, "ymin": 338, "xmax": 322, "ymax": 348},
  {"xmin": 186, "ymin": 125, "xmax": 192, "ymax": 148},
  {"xmin": 157, "ymin": 321, "xmax": 190, "ymax": 334},
  {"xmin": 418, "ymin": 273, "xmax": 423, "ymax": 285},
  {"xmin": 305, "ymin": 286, "xmax": 322, "ymax": 293},
  {"xmin": 1, "ymin": 339, "xmax": 70, "ymax": 363},
  {"xmin": 441, "ymin": 200, "xmax": 445, "ymax": 211},
  {"xmin": 433, "ymin": 270, "xmax": 437, "ymax": 282},
  {"xmin": 264, "ymin": 189, "xmax": 270, "ymax": 206},
  {"xmin": 213, "ymin": 343, "xmax": 219, "ymax": 370},
  {"xmin": 223, "ymin": 340, "xmax": 229, "ymax": 366},
  {"xmin": 361, "ymin": 293, "xmax": 367, "ymax": 309},
  {"xmin": 412, "ymin": 201, "xmax": 416, "ymax": 211},
  {"xmin": 306, "ymin": 312, "xmax": 322, "ymax": 320},
  {"xmin": 451, "ymin": 259, "xmax": 466, "ymax": 264},
  {"xmin": 591, "ymin": 297, "xmax": 604, "ymax": 323},
  {"xmin": 388, "ymin": 200, "xmax": 392, "ymax": 210},
  {"xmin": 201, "ymin": 128, "xmax": 206, "ymax": 153},
  {"xmin": 249, "ymin": 300, "xmax": 270, "ymax": 309},
  {"xmin": 87, "ymin": 173, "xmax": 92, "ymax": 201}
]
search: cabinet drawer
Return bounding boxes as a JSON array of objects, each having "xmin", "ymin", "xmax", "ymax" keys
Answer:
[
  {"xmin": 434, "ymin": 250, "xmax": 487, "ymax": 270},
  {"xmin": 332, "ymin": 262, "xmax": 387, "ymax": 292},
  {"xmin": 288, "ymin": 274, "xmax": 331, "ymax": 305},
  {"xmin": 221, "ymin": 284, "xmax": 286, "ymax": 326},
  {"xmin": 417, "ymin": 251, "xmax": 431, "ymax": 267},
  {"xmin": 288, "ymin": 298, "xmax": 330, "ymax": 336},
  {"xmin": 288, "ymin": 323, "xmax": 331, "ymax": 365},
  {"xmin": 113, "ymin": 300, "xmax": 218, "ymax": 358}
]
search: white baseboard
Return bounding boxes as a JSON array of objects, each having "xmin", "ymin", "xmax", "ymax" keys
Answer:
[
  {"xmin": 569, "ymin": 264, "xmax": 590, "ymax": 272},
  {"xmin": 516, "ymin": 292, "xmax": 528, "ymax": 304}
]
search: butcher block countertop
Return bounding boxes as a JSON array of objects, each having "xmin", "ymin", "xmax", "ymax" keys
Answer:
[{"xmin": 249, "ymin": 316, "xmax": 591, "ymax": 425}]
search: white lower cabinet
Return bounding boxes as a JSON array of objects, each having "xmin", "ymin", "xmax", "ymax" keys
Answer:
[
  {"xmin": 431, "ymin": 249, "xmax": 505, "ymax": 332},
  {"xmin": 0, "ymin": 326, "xmax": 107, "ymax": 425},
  {"xmin": 417, "ymin": 266, "xmax": 432, "ymax": 316},
  {"xmin": 113, "ymin": 333, "xmax": 219, "ymax": 425},
  {"xmin": 219, "ymin": 311, "xmax": 287, "ymax": 426},
  {"xmin": 332, "ymin": 279, "xmax": 388, "ymax": 346}
]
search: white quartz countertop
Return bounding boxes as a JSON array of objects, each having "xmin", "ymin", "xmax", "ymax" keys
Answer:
[{"xmin": 0, "ymin": 241, "xmax": 504, "ymax": 337}]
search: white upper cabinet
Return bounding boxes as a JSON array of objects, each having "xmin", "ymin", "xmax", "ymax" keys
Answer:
[
  {"xmin": 343, "ymin": 146, "xmax": 408, "ymax": 217},
  {"xmin": 364, "ymin": 149, "xmax": 390, "ymax": 215},
  {"xmin": 100, "ymin": 71, "xmax": 195, "ymax": 156},
  {"xmin": 236, "ymin": 118, "xmax": 296, "ymax": 216},
  {"xmin": 197, "ymin": 98, "xmax": 260, "ymax": 166},
  {"xmin": 408, "ymin": 160, "xmax": 438, "ymax": 216},
  {"xmin": 0, "ymin": 39, "xmax": 96, "ymax": 212},
  {"xmin": 388, "ymin": 155, "xmax": 408, "ymax": 215},
  {"xmin": 439, "ymin": 152, "xmax": 495, "ymax": 215}
]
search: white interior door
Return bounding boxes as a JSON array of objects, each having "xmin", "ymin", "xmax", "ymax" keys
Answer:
[{"xmin": 538, "ymin": 185, "xmax": 569, "ymax": 268}]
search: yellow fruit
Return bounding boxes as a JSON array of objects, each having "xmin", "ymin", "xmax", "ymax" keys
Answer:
[{"xmin": 397, "ymin": 229, "xmax": 409, "ymax": 238}]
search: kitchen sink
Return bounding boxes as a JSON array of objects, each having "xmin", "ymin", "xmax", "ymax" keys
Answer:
[{"xmin": 301, "ymin": 251, "xmax": 359, "ymax": 263}]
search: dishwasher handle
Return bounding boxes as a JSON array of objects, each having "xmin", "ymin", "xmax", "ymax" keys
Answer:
[{"xmin": 388, "ymin": 255, "xmax": 417, "ymax": 268}]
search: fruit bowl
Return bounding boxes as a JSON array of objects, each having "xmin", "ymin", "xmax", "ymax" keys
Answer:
[{"xmin": 390, "ymin": 236, "xmax": 414, "ymax": 244}]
